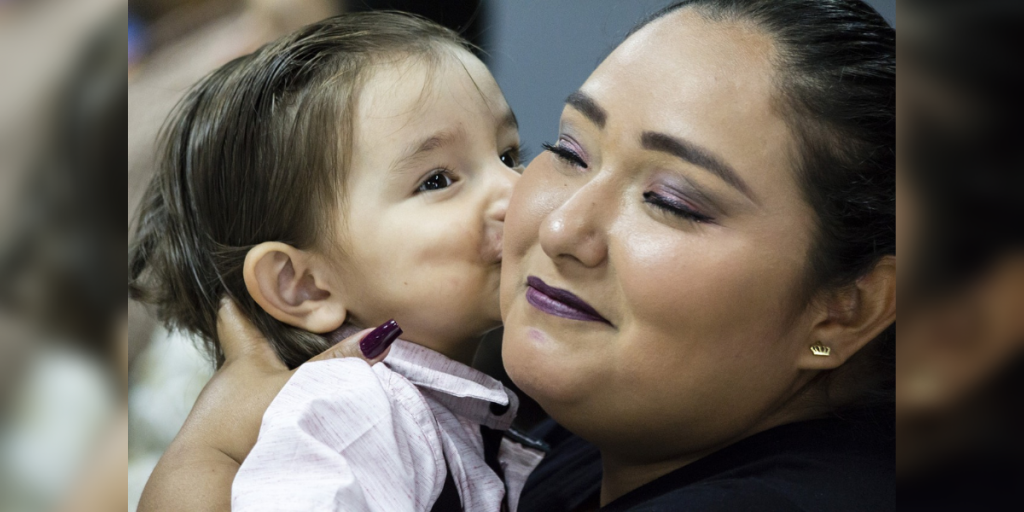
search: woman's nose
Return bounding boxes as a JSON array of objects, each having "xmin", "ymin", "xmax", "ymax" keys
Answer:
[{"xmin": 538, "ymin": 179, "xmax": 610, "ymax": 269}]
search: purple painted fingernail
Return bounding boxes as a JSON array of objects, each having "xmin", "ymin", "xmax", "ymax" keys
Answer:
[{"xmin": 359, "ymin": 320, "xmax": 402, "ymax": 359}]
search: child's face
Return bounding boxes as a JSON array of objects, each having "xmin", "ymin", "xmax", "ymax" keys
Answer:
[{"xmin": 330, "ymin": 50, "xmax": 521, "ymax": 357}]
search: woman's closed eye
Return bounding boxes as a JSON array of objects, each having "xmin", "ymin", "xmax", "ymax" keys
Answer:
[
  {"xmin": 643, "ymin": 191, "xmax": 715, "ymax": 224},
  {"xmin": 542, "ymin": 139, "xmax": 588, "ymax": 169},
  {"xmin": 417, "ymin": 169, "xmax": 457, "ymax": 192}
]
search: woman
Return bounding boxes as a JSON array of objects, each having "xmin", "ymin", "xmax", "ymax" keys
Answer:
[
  {"xmin": 144, "ymin": 0, "xmax": 895, "ymax": 510},
  {"xmin": 504, "ymin": 1, "xmax": 895, "ymax": 509}
]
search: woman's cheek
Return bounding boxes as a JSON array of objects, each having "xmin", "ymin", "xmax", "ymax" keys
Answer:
[
  {"xmin": 505, "ymin": 163, "xmax": 558, "ymax": 257},
  {"xmin": 616, "ymin": 228, "xmax": 786, "ymax": 355}
]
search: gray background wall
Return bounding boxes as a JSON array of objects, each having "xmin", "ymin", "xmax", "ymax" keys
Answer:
[{"xmin": 486, "ymin": 0, "xmax": 895, "ymax": 156}]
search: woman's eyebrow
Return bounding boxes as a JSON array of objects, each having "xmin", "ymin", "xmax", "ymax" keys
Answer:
[
  {"xmin": 566, "ymin": 91, "xmax": 606, "ymax": 128},
  {"xmin": 641, "ymin": 131, "xmax": 755, "ymax": 201}
]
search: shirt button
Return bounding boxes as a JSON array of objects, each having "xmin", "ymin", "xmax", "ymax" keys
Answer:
[{"xmin": 490, "ymin": 402, "xmax": 510, "ymax": 416}]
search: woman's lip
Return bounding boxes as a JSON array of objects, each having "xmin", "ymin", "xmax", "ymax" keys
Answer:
[{"xmin": 525, "ymin": 276, "xmax": 610, "ymax": 325}]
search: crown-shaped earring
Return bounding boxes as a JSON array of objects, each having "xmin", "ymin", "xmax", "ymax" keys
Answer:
[{"xmin": 810, "ymin": 342, "xmax": 831, "ymax": 357}]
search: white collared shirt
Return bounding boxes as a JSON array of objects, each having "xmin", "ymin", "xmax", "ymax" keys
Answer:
[{"xmin": 232, "ymin": 340, "xmax": 545, "ymax": 512}]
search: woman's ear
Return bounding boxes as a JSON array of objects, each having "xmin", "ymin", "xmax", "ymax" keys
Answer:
[
  {"xmin": 243, "ymin": 242, "xmax": 348, "ymax": 334},
  {"xmin": 800, "ymin": 255, "xmax": 897, "ymax": 370}
]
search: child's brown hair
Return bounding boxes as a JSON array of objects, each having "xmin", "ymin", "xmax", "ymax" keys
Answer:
[{"xmin": 129, "ymin": 12, "xmax": 473, "ymax": 368}]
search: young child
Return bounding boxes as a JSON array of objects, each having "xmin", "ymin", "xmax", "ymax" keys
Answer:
[{"xmin": 129, "ymin": 12, "xmax": 543, "ymax": 512}]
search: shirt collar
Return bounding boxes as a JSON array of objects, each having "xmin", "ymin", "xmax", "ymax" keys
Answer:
[{"xmin": 384, "ymin": 340, "xmax": 518, "ymax": 429}]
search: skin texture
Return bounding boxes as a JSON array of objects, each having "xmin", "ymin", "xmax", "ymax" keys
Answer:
[
  {"xmin": 499, "ymin": 11, "xmax": 895, "ymax": 505},
  {"xmin": 244, "ymin": 50, "xmax": 520, "ymax": 365},
  {"xmin": 139, "ymin": 50, "xmax": 520, "ymax": 511}
]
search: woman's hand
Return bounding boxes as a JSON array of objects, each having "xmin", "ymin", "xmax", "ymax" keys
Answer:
[
  {"xmin": 213, "ymin": 299, "xmax": 395, "ymax": 462},
  {"xmin": 138, "ymin": 300, "xmax": 394, "ymax": 512},
  {"xmin": 219, "ymin": 298, "xmax": 392, "ymax": 372}
]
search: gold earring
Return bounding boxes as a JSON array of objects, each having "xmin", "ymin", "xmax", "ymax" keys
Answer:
[{"xmin": 810, "ymin": 342, "xmax": 831, "ymax": 357}]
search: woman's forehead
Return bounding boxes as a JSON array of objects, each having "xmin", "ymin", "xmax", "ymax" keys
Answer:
[
  {"xmin": 593, "ymin": 9, "xmax": 777, "ymax": 105},
  {"xmin": 572, "ymin": 11, "xmax": 796, "ymax": 204}
]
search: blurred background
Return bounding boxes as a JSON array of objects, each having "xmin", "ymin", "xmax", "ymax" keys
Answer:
[{"xmin": 7, "ymin": 1, "xmax": 1024, "ymax": 512}]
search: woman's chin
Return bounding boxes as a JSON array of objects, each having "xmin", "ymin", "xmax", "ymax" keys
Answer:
[{"xmin": 501, "ymin": 317, "xmax": 591, "ymax": 409}]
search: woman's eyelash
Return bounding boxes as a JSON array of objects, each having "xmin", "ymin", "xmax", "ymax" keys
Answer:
[
  {"xmin": 542, "ymin": 142, "xmax": 588, "ymax": 169},
  {"xmin": 643, "ymin": 192, "xmax": 714, "ymax": 223}
]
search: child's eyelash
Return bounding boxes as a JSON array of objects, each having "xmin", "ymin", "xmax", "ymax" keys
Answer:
[
  {"xmin": 542, "ymin": 142, "xmax": 588, "ymax": 169},
  {"xmin": 500, "ymin": 144, "xmax": 525, "ymax": 170},
  {"xmin": 515, "ymin": 143, "xmax": 530, "ymax": 162},
  {"xmin": 416, "ymin": 168, "xmax": 458, "ymax": 193}
]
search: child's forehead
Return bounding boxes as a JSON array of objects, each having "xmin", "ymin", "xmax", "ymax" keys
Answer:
[
  {"xmin": 357, "ymin": 51, "xmax": 510, "ymax": 123},
  {"xmin": 348, "ymin": 52, "xmax": 519, "ymax": 175}
]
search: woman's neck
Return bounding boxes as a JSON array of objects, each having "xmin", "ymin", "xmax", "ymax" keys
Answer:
[
  {"xmin": 599, "ymin": 447, "xmax": 716, "ymax": 506},
  {"xmin": 598, "ymin": 383, "xmax": 834, "ymax": 506}
]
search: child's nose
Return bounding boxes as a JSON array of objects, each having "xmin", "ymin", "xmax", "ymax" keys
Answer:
[{"xmin": 485, "ymin": 164, "xmax": 519, "ymax": 223}]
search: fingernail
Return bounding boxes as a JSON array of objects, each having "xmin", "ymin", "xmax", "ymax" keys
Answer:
[{"xmin": 360, "ymin": 320, "xmax": 402, "ymax": 359}]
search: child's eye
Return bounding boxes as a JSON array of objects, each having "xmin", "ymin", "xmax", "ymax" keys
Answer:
[
  {"xmin": 500, "ymin": 147, "xmax": 520, "ymax": 168},
  {"xmin": 418, "ymin": 171, "xmax": 455, "ymax": 192}
]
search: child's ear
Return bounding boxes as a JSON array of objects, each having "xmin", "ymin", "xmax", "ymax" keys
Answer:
[
  {"xmin": 243, "ymin": 242, "xmax": 347, "ymax": 334},
  {"xmin": 799, "ymin": 255, "xmax": 897, "ymax": 370}
]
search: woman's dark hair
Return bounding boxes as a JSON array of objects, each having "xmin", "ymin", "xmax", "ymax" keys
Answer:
[
  {"xmin": 128, "ymin": 12, "xmax": 473, "ymax": 369},
  {"xmin": 635, "ymin": 0, "xmax": 896, "ymax": 407}
]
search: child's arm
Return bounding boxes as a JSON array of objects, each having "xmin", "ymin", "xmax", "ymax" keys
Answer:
[
  {"xmin": 138, "ymin": 360, "xmax": 289, "ymax": 512},
  {"xmin": 138, "ymin": 301, "xmax": 388, "ymax": 512}
]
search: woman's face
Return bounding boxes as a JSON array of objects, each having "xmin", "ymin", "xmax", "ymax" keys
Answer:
[{"xmin": 501, "ymin": 12, "xmax": 820, "ymax": 460}]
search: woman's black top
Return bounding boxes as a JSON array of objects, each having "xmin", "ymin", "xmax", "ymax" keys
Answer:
[{"xmin": 520, "ymin": 407, "xmax": 894, "ymax": 512}]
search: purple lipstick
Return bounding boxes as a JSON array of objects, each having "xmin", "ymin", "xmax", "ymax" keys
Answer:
[{"xmin": 525, "ymin": 276, "xmax": 610, "ymax": 325}]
